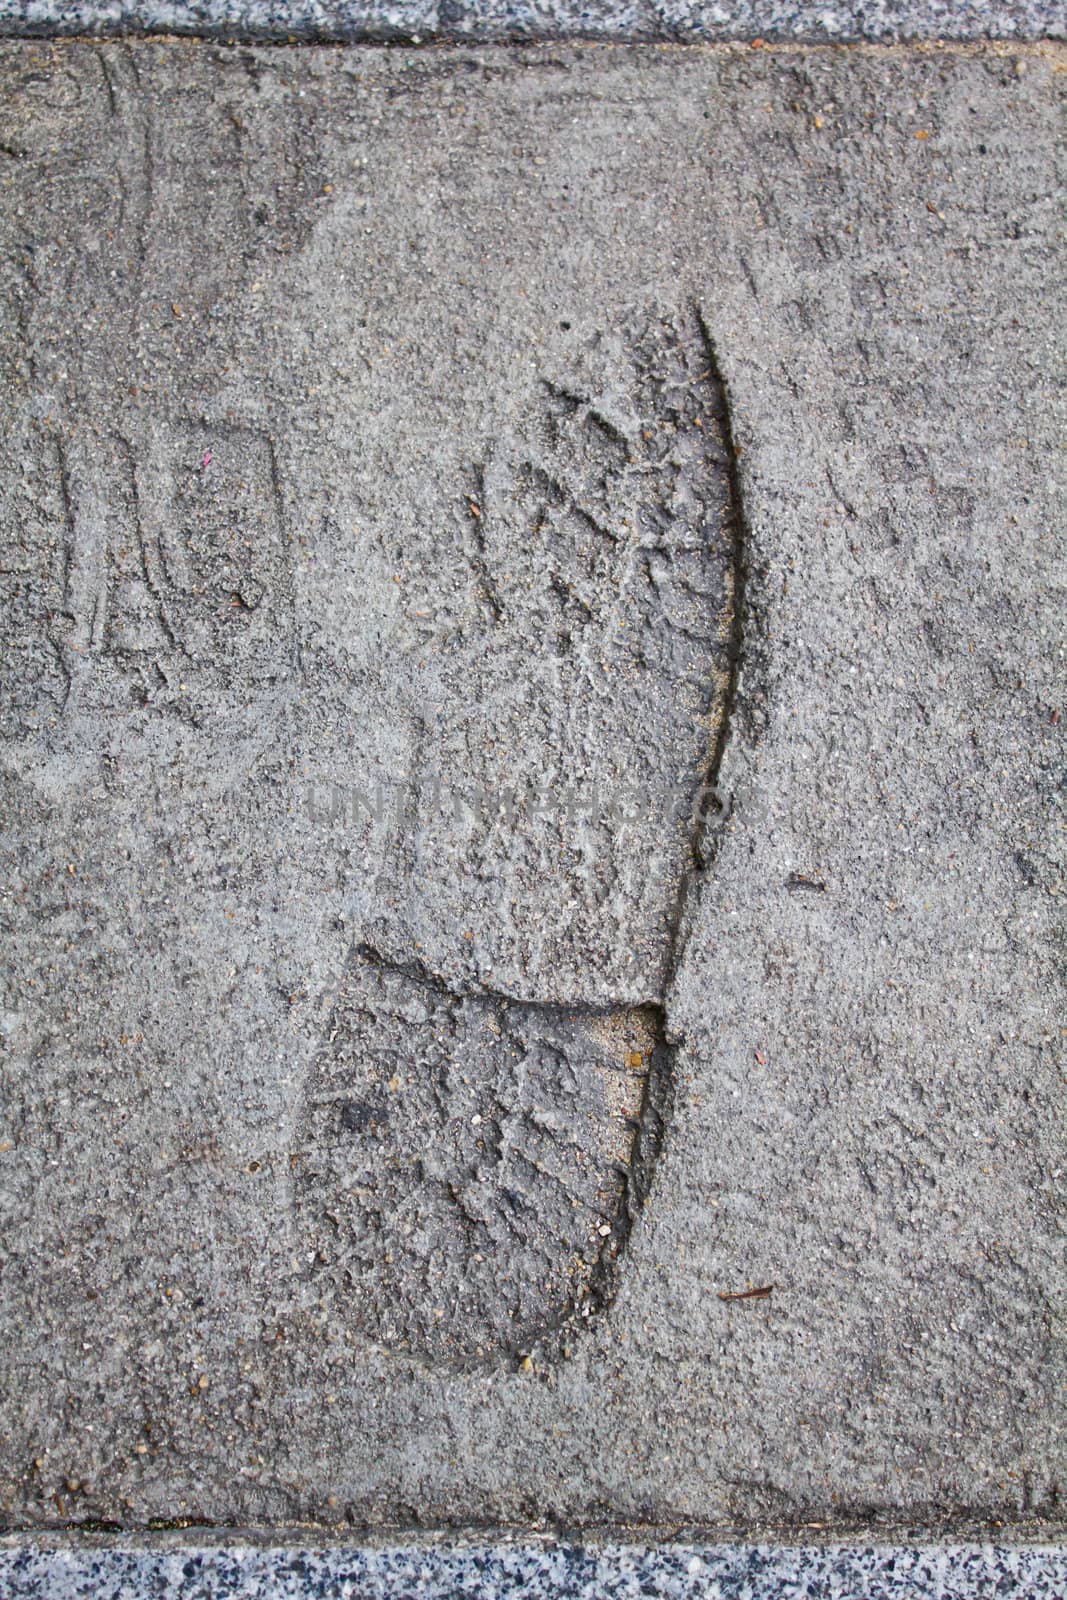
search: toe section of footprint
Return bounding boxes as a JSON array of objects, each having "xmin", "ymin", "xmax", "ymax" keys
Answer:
[
  {"xmin": 294, "ymin": 954, "xmax": 667, "ymax": 1365},
  {"xmin": 361, "ymin": 306, "xmax": 738, "ymax": 1006}
]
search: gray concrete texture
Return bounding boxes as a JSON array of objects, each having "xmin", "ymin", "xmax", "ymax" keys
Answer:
[
  {"xmin": 0, "ymin": 38, "xmax": 1063, "ymax": 1537},
  {"xmin": 1, "ymin": 0, "xmax": 1065, "ymax": 44}
]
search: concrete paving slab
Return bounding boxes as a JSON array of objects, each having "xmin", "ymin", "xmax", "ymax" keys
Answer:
[{"xmin": 0, "ymin": 38, "xmax": 1063, "ymax": 1542}]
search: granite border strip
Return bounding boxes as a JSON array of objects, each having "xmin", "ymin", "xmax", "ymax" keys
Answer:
[
  {"xmin": 2, "ymin": 1542, "xmax": 1067, "ymax": 1597},
  {"xmin": 0, "ymin": 0, "xmax": 1063, "ymax": 41}
]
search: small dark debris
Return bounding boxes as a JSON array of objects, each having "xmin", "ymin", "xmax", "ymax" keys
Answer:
[
  {"xmin": 339, "ymin": 1099, "xmax": 383, "ymax": 1134},
  {"xmin": 785, "ymin": 872, "xmax": 827, "ymax": 893}
]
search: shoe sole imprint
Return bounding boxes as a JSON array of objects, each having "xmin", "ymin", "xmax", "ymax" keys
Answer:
[{"xmin": 292, "ymin": 306, "xmax": 744, "ymax": 1368}]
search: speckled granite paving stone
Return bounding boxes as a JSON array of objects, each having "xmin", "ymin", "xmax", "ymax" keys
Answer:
[
  {"xmin": 2, "ymin": 1541, "xmax": 1067, "ymax": 1597},
  {"xmin": 0, "ymin": 0, "xmax": 1063, "ymax": 41}
]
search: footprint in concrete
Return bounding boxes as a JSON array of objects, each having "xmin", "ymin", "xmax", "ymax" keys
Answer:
[
  {"xmin": 293, "ymin": 307, "xmax": 742, "ymax": 1366},
  {"xmin": 0, "ymin": 418, "xmax": 293, "ymax": 742}
]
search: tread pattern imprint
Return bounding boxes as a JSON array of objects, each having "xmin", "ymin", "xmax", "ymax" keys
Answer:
[{"xmin": 293, "ymin": 310, "xmax": 740, "ymax": 1367}]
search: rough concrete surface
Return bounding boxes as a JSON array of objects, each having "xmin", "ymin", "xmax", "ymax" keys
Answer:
[
  {"xmin": 0, "ymin": 39, "xmax": 1063, "ymax": 1539},
  {"xmin": 1, "ymin": 0, "xmax": 1065, "ymax": 44}
]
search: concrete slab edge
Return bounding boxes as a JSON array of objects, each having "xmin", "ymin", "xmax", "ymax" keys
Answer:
[{"xmin": 3, "ymin": 1540, "xmax": 1067, "ymax": 1597}]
